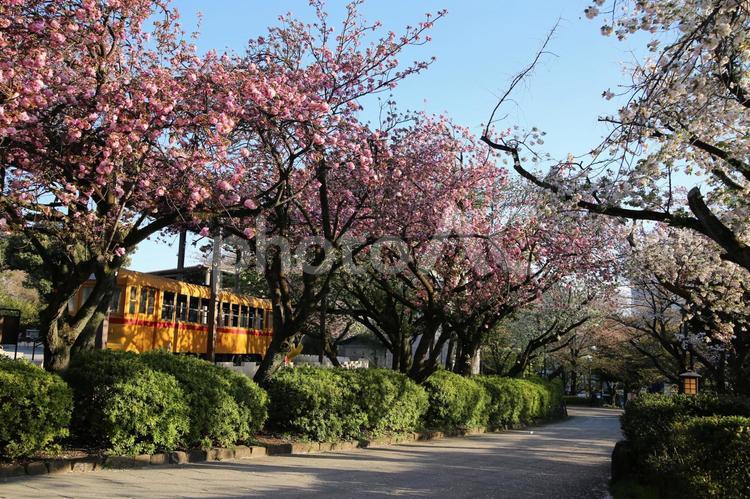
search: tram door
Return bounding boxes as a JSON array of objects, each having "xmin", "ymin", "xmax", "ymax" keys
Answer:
[
  {"xmin": 153, "ymin": 290, "xmax": 173, "ymax": 352},
  {"xmin": 134, "ymin": 286, "xmax": 157, "ymax": 351}
]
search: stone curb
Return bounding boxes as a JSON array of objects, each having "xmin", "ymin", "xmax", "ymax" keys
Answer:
[
  {"xmin": 261, "ymin": 426, "xmax": 492, "ymax": 456},
  {"xmin": 259, "ymin": 417, "xmax": 563, "ymax": 457},
  {"xmin": 1, "ymin": 418, "xmax": 558, "ymax": 479},
  {"xmin": 0, "ymin": 445, "xmax": 267, "ymax": 479}
]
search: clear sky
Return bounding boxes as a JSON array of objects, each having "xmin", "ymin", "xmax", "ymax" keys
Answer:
[{"xmin": 130, "ymin": 0, "xmax": 643, "ymax": 272}]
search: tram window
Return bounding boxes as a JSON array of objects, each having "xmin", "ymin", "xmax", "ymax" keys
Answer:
[
  {"xmin": 140, "ymin": 287, "xmax": 156, "ymax": 315},
  {"xmin": 221, "ymin": 302, "xmax": 231, "ymax": 326},
  {"xmin": 248, "ymin": 308, "xmax": 256, "ymax": 329},
  {"xmin": 240, "ymin": 305, "xmax": 249, "ymax": 328},
  {"xmin": 162, "ymin": 291, "xmax": 175, "ymax": 321},
  {"xmin": 109, "ymin": 287, "xmax": 123, "ymax": 313},
  {"xmin": 176, "ymin": 294, "xmax": 188, "ymax": 322},
  {"xmin": 231, "ymin": 304, "xmax": 240, "ymax": 327},
  {"xmin": 128, "ymin": 287, "xmax": 138, "ymax": 314},
  {"xmin": 188, "ymin": 296, "xmax": 201, "ymax": 323},
  {"xmin": 256, "ymin": 308, "xmax": 264, "ymax": 330},
  {"xmin": 200, "ymin": 301, "xmax": 209, "ymax": 325}
]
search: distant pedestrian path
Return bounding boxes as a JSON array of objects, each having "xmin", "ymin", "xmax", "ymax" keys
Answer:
[{"xmin": 1, "ymin": 407, "xmax": 621, "ymax": 498}]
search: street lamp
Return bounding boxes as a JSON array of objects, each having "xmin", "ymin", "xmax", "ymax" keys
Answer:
[{"xmin": 679, "ymin": 371, "xmax": 701, "ymax": 395}]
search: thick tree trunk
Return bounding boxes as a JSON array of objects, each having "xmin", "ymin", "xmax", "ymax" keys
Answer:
[
  {"xmin": 408, "ymin": 319, "xmax": 444, "ymax": 382},
  {"xmin": 72, "ymin": 271, "xmax": 116, "ymax": 354},
  {"xmin": 453, "ymin": 337, "xmax": 481, "ymax": 376},
  {"xmin": 42, "ymin": 262, "xmax": 117, "ymax": 372},
  {"xmin": 253, "ymin": 250, "xmax": 313, "ymax": 385},
  {"xmin": 398, "ymin": 332, "xmax": 412, "ymax": 374},
  {"xmin": 254, "ymin": 326, "xmax": 293, "ymax": 385}
]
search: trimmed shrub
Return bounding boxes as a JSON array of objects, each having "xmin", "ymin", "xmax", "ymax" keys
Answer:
[
  {"xmin": 224, "ymin": 367, "xmax": 269, "ymax": 440},
  {"xmin": 422, "ymin": 370, "xmax": 489, "ymax": 430},
  {"xmin": 266, "ymin": 367, "xmax": 428, "ymax": 441},
  {"xmin": 0, "ymin": 358, "xmax": 72, "ymax": 459},
  {"xmin": 476, "ymin": 376, "xmax": 564, "ymax": 429},
  {"xmin": 141, "ymin": 351, "xmax": 267, "ymax": 447},
  {"xmin": 641, "ymin": 416, "xmax": 750, "ymax": 499},
  {"xmin": 527, "ymin": 377, "xmax": 564, "ymax": 419},
  {"xmin": 617, "ymin": 393, "xmax": 750, "ymax": 498},
  {"xmin": 621, "ymin": 393, "xmax": 750, "ymax": 463},
  {"xmin": 477, "ymin": 376, "xmax": 524, "ymax": 427},
  {"xmin": 348, "ymin": 368, "xmax": 428, "ymax": 437},
  {"xmin": 267, "ymin": 367, "xmax": 365, "ymax": 441},
  {"xmin": 65, "ymin": 350, "xmax": 189, "ymax": 455}
]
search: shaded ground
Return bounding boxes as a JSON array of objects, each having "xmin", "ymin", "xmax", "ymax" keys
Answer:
[{"xmin": 0, "ymin": 407, "xmax": 622, "ymax": 498}]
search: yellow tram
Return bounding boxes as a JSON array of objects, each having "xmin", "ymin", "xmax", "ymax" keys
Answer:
[{"xmin": 69, "ymin": 269, "xmax": 273, "ymax": 361}]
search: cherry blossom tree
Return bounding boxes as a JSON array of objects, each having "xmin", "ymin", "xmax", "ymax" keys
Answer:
[
  {"xmin": 439, "ymin": 195, "xmax": 620, "ymax": 377},
  {"xmin": 209, "ymin": 3, "xmax": 448, "ymax": 383},
  {"xmin": 483, "ymin": 281, "xmax": 614, "ymax": 378},
  {"xmin": 484, "ymin": 0, "xmax": 750, "ymax": 272},
  {"xmin": 0, "ymin": 0, "xmax": 250, "ymax": 370},
  {"xmin": 624, "ymin": 226, "xmax": 750, "ymax": 393},
  {"xmin": 340, "ymin": 178, "xmax": 619, "ymax": 381}
]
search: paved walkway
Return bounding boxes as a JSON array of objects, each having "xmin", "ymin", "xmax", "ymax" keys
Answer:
[{"xmin": 0, "ymin": 407, "xmax": 621, "ymax": 498}]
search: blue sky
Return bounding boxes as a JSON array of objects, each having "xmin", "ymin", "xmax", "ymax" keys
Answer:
[{"xmin": 130, "ymin": 0, "xmax": 643, "ymax": 272}]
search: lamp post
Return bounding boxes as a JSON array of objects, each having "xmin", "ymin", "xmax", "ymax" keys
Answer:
[{"xmin": 679, "ymin": 371, "xmax": 701, "ymax": 395}]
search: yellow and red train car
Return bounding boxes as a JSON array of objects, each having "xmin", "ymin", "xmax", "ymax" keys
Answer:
[{"xmin": 69, "ymin": 269, "xmax": 273, "ymax": 361}]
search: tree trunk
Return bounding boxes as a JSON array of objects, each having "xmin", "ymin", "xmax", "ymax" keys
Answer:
[
  {"xmin": 568, "ymin": 369, "xmax": 578, "ymax": 395},
  {"xmin": 408, "ymin": 319, "xmax": 444, "ymax": 382},
  {"xmin": 254, "ymin": 327, "xmax": 293, "ymax": 385},
  {"xmin": 253, "ymin": 250, "xmax": 311, "ymax": 384},
  {"xmin": 42, "ymin": 263, "xmax": 117, "ymax": 372},
  {"xmin": 453, "ymin": 337, "xmax": 481, "ymax": 376},
  {"xmin": 445, "ymin": 333, "xmax": 456, "ymax": 371},
  {"xmin": 71, "ymin": 271, "xmax": 117, "ymax": 354}
]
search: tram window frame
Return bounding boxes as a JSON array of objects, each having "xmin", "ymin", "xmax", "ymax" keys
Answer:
[
  {"xmin": 221, "ymin": 302, "xmax": 231, "ymax": 326},
  {"xmin": 200, "ymin": 301, "xmax": 209, "ymax": 325},
  {"xmin": 231, "ymin": 303, "xmax": 240, "ymax": 328},
  {"xmin": 139, "ymin": 287, "xmax": 156, "ymax": 315},
  {"xmin": 188, "ymin": 296, "xmax": 201, "ymax": 323},
  {"xmin": 240, "ymin": 305, "xmax": 249, "ymax": 328},
  {"xmin": 176, "ymin": 294, "xmax": 188, "ymax": 322},
  {"xmin": 161, "ymin": 291, "xmax": 176, "ymax": 321},
  {"xmin": 109, "ymin": 287, "xmax": 123, "ymax": 314},
  {"xmin": 256, "ymin": 308, "xmax": 264, "ymax": 330},
  {"xmin": 128, "ymin": 287, "xmax": 138, "ymax": 314},
  {"xmin": 248, "ymin": 308, "xmax": 256, "ymax": 329}
]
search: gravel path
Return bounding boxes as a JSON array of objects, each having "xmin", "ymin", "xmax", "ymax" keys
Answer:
[{"xmin": 0, "ymin": 407, "xmax": 622, "ymax": 499}]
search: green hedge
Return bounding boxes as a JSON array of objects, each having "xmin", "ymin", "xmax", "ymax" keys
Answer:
[
  {"xmin": 423, "ymin": 370, "xmax": 490, "ymax": 430},
  {"xmin": 141, "ymin": 351, "xmax": 267, "ymax": 448},
  {"xmin": 615, "ymin": 394, "xmax": 750, "ymax": 498},
  {"xmin": 346, "ymin": 368, "xmax": 429, "ymax": 437},
  {"xmin": 267, "ymin": 367, "xmax": 428, "ymax": 441},
  {"xmin": 66, "ymin": 350, "xmax": 268, "ymax": 452},
  {"xmin": 65, "ymin": 350, "xmax": 190, "ymax": 455},
  {"xmin": 621, "ymin": 393, "xmax": 750, "ymax": 462},
  {"xmin": 0, "ymin": 358, "xmax": 72, "ymax": 459},
  {"xmin": 653, "ymin": 416, "xmax": 750, "ymax": 498},
  {"xmin": 422, "ymin": 371, "xmax": 563, "ymax": 432}
]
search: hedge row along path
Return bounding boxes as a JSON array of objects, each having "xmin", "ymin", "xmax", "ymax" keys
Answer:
[{"xmin": 0, "ymin": 407, "xmax": 621, "ymax": 498}]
